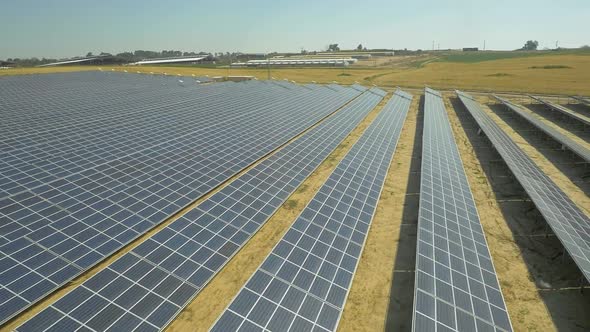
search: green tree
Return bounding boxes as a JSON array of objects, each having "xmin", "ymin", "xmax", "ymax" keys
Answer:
[
  {"xmin": 328, "ymin": 44, "xmax": 340, "ymax": 52},
  {"xmin": 357, "ymin": 44, "xmax": 363, "ymax": 51},
  {"xmin": 522, "ymin": 40, "xmax": 539, "ymax": 50}
]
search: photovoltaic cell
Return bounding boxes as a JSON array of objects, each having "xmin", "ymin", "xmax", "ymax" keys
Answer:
[
  {"xmin": 0, "ymin": 72, "xmax": 364, "ymax": 323},
  {"xmin": 413, "ymin": 88, "xmax": 512, "ymax": 332},
  {"xmin": 458, "ymin": 90, "xmax": 590, "ymax": 284},
  {"xmin": 211, "ymin": 89, "xmax": 412, "ymax": 332},
  {"xmin": 17, "ymin": 87, "xmax": 386, "ymax": 331},
  {"xmin": 494, "ymin": 95, "xmax": 590, "ymax": 163}
]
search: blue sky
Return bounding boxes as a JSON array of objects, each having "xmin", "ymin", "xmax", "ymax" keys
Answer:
[{"xmin": 1, "ymin": 0, "xmax": 589, "ymax": 58}]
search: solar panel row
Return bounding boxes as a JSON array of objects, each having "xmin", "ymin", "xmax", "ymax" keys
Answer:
[
  {"xmin": 16, "ymin": 87, "xmax": 385, "ymax": 332},
  {"xmin": 0, "ymin": 74, "xmax": 365, "ymax": 323},
  {"xmin": 529, "ymin": 95, "xmax": 590, "ymax": 127},
  {"xmin": 413, "ymin": 88, "xmax": 512, "ymax": 332},
  {"xmin": 0, "ymin": 81, "xmax": 249, "ymax": 152},
  {"xmin": 493, "ymin": 95, "xmax": 590, "ymax": 163},
  {"xmin": 571, "ymin": 96, "xmax": 590, "ymax": 106},
  {"xmin": 0, "ymin": 73, "xmax": 215, "ymax": 141},
  {"xmin": 457, "ymin": 91, "xmax": 590, "ymax": 284},
  {"xmin": 211, "ymin": 89, "xmax": 412, "ymax": 332},
  {"xmin": 0, "ymin": 76, "xmax": 325, "ymax": 199}
]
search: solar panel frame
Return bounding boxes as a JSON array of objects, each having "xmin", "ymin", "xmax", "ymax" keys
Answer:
[
  {"xmin": 529, "ymin": 95, "xmax": 590, "ymax": 127},
  {"xmin": 571, "ymin": 96, "xmax": 590, "ymax": 106},
  {"xmin": 16, "ymin": 88, "xmax": 386, "ymax": 332},
  {"xmin": 412, "ymin": 88, "xmax": 512, "ymax": 332},
  {"xmin": 210, "ymin": 89, "xmax": 413, "ymax": 332},
  {"xmin": 493, "ymin": 95, "xmax": 590, "ymax": 163},
  {"xmin": 458, "ymin": 90, "xmax": 590, "ymax": 285}
]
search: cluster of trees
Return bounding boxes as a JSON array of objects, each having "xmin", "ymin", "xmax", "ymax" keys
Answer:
[
  {"xmin": 327, "ymin": 44, "xmax": 340, "ymax": 52},
  {"xmin": 3, "ymin": 57, "xmax": 60, "ymax": 66},
  {"xmin": 326, "ymin": 43, "xmax": 371, "ymax": 52},
  {"xmin": 518, "ymin": 40, "xmax": 590, "ymax": 51},
  {"xmin": 521, "ymin": 40, "xmax": 539, "ymax": 50}
]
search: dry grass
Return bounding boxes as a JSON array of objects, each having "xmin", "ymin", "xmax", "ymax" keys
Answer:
[
  {"xmin": 376, "ymin": 55, "xmax": 590, "ymax": 95},
  {"xmin": 0, "ymin": 66, "xmax": 97, "ymax": 76},
  {"xmin": 2, "ymin": 53, "xmax": 589, "ymax": 95}
]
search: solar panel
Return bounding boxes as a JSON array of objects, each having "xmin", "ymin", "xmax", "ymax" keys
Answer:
[
  {"xmin": 571, "ymin": 96, "xmax": 590, "ymax": 106},
  {"xmin": 0, "ymin": 72, "xmax": 217, "ymax": 135},
  {"xmin": 458, "ymin": 90, "xmax": 590, "ymax": 285},
  {"xmin": 494, "ymin": 95, "xmax": 590, "ymax": 163},
  {"xmin": 529, "ymin": 95, "xmax": 590, "ymax": 126},
  {"xmin": 211, "ymin": 89, "xmax": 412, "ymax": 332},
  {"xmin": 0, "ymin": 75, "xmax": 320, "ymax": 198},
  {"xmin": 0, "ymin": 73, "xmax": 366, "ymax": 323},
  {"xmin": 16, "ymin": 87, "xmax": 386, "ymax": 332},
  {"xmin": 413, "ymin": 88, "xmax": 512, "ymax": 332}
]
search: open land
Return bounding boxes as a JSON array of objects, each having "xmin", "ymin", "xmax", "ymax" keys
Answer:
[{"xmin": 1, "ymin": 50, "xmax": 590, "ymax": 332}]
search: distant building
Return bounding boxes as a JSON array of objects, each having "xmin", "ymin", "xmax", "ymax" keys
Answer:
[
  {"xmin": 238, "ymin": 58, "xmax": 357, "ymax": 67},
  {"xmin": 37, "ymin": 56, "xmax": 127, "ymax": 67},
  {"xmin": 0, "ymin": 60, "xmax": 16, "ymax": 68},
  {"xmin": 462, "ymin": 47, "xmax": 479, "ymax": 52},
  {"xmin": 130, "ymin": 55, "xmax": 214, "ymax": 65}
]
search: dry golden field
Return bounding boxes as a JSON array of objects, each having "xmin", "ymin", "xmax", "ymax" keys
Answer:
[{"xmin": 2, "ymin": 52, "xmax": 589, "ymax": 95}]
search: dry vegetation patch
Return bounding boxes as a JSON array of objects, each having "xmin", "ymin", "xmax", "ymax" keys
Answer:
[{"xmin": 3, "ymin": 53, "xmax": 589, "ymax": 95}]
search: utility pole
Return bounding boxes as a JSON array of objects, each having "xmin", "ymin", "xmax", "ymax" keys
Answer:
[
  {"xmin": 556, "ymin": 40, "xmax": 559, "ymax": 49},
  {"xmin": 432, "ymin": 40, "xmax": 435, "ymax": 51},
  {"xmin": 267, "ymin": 55, "xmax": 271, "ymax": 80},
  {"xmin": 484, "ymin": 40, "xmax": 486, "ymax": 51}
]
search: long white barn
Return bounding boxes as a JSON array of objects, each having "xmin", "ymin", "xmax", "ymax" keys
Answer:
[{"xmin": 233, "ymin": 58, "xmax": 357, "ymax": 67}]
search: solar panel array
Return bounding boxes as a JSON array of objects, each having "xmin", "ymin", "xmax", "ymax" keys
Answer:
[
  {"xmin": 16, "ymin": 86, "xmax": 387, "ymax": 331},
  {"xmin": 572, "ymin": 96, "xmax": 590, "ymax": 106},
  {"xmin": 529, "ymin": 95, "xmax": 590, "ymax": 127},
  {"xmin": 0, "ymin": 72, "xmax": 366, "ymax": 323},
  {"xmin": 211, "ymin": 89, "xmax": 412, "ymax": 332},
  {"xmin": 413, "ymin": 88, "xmax": 512, "ymax": 332},
  {"xmin": 494, "ymin": 95, "xmax": 590, "ymax": 163},
  {"xmin": 458, "ymin": 90, "xmax": 590, "ymax": 284}
]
